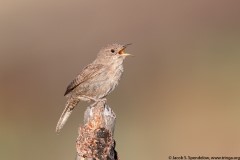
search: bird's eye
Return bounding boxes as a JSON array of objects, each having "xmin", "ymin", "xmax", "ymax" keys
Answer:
[{"xmin": 111, "ymin": 49, "xmax": 115, "ymax": 53}]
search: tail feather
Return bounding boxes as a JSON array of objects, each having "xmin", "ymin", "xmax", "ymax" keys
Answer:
[{"xmin": 56, "ymin": 98, "xmax": 79, "ymax": 133}]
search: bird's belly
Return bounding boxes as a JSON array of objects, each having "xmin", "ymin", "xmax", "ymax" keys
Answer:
[
  {"xmin": 90, "ymin": 77, "xmax": 118, "ymax": 98},
  {"xmin": 72, "ymin": 65, "xmax": 123, "ymax": 100}
]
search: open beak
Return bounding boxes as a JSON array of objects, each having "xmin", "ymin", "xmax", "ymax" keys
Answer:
[{"xmin": 119, "ymin": 43, "xmax": 132, "ymax": 56}]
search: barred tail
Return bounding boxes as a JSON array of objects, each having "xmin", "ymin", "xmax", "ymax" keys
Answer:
[{"xmin": 56, "ymin": 98, "xmax": 79, "ymax": 134}]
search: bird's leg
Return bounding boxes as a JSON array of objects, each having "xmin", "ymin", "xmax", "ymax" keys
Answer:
[
  {"xmin": 80, "ymin": 95, "xmax": 98, "ymax": 102},
  {"xmin": 78, "ymin": 95, "xmax": 107, "ymax": 109},
  {"xmin": 80, "ymin": 95, "xmax": 107, "ymax": 107},
  {"xmin": 80, "ymin": 95, "xmax": 106, "ymax": 103},
  {"xmin": 91, "ymin": 98, "xmax": 107, "ymax": 107},
  {"xmin": 97, "ymin": 97, "xmax": 107, "ymax": 102}
]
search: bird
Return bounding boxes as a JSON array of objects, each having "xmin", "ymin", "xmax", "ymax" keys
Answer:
[{"xmin": 56, "ymin": 43, "xmax": 131, "ymax": 133}]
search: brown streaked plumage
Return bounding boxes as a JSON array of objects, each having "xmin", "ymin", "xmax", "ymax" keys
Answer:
[{"xmin": 56, "ymin": 43, "xmax": 131, "ymax": 133}]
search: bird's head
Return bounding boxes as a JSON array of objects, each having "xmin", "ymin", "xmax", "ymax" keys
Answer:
[{"xmin": 96, "ymin": 43, "xmax": 132, "ymax": 64}]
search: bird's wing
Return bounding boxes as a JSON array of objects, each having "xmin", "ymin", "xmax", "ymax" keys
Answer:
[{"xmin": 64, "ymin": 63, "xmax": 104, "ymax": 96}]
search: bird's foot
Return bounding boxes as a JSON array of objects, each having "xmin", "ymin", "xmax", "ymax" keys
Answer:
[{"xmin": 91, "ymin": 98, "xmax": 107, "ymax": 107}]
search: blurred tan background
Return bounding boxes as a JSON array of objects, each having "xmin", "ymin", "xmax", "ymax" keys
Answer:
[{"xmin": 1, "ymin": 0, "xmax": 240, "ymax": 159}]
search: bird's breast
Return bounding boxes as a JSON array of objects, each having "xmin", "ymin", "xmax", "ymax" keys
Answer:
[{"xmin": 92, "ymin": 64, "xmax": 123, "ymax": 98}]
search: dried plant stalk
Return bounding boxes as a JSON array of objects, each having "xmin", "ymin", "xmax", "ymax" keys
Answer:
[{"xmin": 76, "ymin": 101, "xmax": 119, "ymax": 160}]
